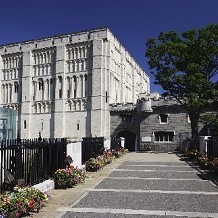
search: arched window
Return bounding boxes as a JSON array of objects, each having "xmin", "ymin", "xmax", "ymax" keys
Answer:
[
  {"xmin": 66, "ymin": 77, "xmax": 70, "ymax": 98},
  {"xmin": 73, "ymin": 76, "xmax": 77, "ymax": 98},
  {"xmin": 80, "ymin": 75, "xmax": 83, "ymax": 97},
  {"xmin": 82, "ymin": 47, "xmax": 86, "ymax": 58},
  {"xmin": 67, "ymin": 49, "xmax": 71, "ymax": 60},
  {"xmin": 40, "ymin": 54, "xmax": 43, "ymax": 64},
  {"xmin": 9, "ymin": 84, "xmax": 12, "ymax": 103},
  {"xmin": 14, "ymin": 69, "xmax": 17, "ymax": 79},
  {"xmin": 68, "ymin": 101, "xmax": 72, "ymax": 111},
  {"xmin": 75, "ymin": 48, "xmax": 78, "ymax": 59},
  {"xmin": 45, "ymin": 79, "xmax": 50, "ymax": 100},
  {"xmin": 79, "ymin": 47, "xmax": 82, "ymax": 59},
  {"xmin": 37, "ymin": 54, "xmax": 40, "ymax": 65},
  {"xmin": 5, "ymin": 84, "xmax": 8, "ymax": 103},
  {"xmin": 76, "ymin": 60, "xmax": 80, "ymax": 71},
  {"xmin": 38, "ymin": 103, "xmax": 42, "ymax": 113},
  {"xmin": 9, "ymin": 58, "xmax": 11, "ymax": 68},
  {"xmin": 14, "ymin": 82, "xmax": 19, "ymax": 93},
  {"xmin": 38, "ymin": 79, "xmax": 44, "ymax": 91},
  {"xmin": 2, "ymin": 84, "xmax": 5, "ymax": 103},
  {"xmin": 6, "ymin": 59, "xmax": 8, "ymax": 69},
  {"xmin": 47, "ymin": 52, "xmax": 51, "ymax": 63},
  {"xmin": 3, "ymin": 71, "xmax": 5, "ymax": 80},
  {"xmin": 72, "ymin": 49, "xmax": 75, "ymax": 60},
  {"xmin": 44, "ymin": 53, "xmax": 47, "ymax": 63},
  {"xmin": 58, "ymin": 76, "xmax": 62, "ymax": 98},
  {"xmin": 84, "ymin": 75, "xmax": 88, "ymax": 97},
  {"xmin": 81, "ymin": 60, "xmax": 84, "ymax": 71}
]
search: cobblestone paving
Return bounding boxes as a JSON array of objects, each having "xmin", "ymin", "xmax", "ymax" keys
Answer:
[{"xmin": 59, "ymin": 153, "xmax": 218, "ymax": 218}]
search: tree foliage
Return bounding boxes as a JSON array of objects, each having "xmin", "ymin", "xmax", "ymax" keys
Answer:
[
  {"xmin": 201, "ymin": 113, "xmax": 218, "ymax": 135},
  {"xmin": 145, "ymin": 24, "xmax": 218, "ymax": 146}
]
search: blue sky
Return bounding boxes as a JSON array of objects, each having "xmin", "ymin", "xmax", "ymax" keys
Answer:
[{"xmin": 0, "ymin": 0, "xmax": 218, "ymax": 93}]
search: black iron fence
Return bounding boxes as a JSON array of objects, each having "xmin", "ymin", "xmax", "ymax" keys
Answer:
[
  {"xmin": 207, "ymin": 137, "xmax": 218, "ymax": 157},
  {"xmin": 0, "ymin": 138, "xmax": 67, "ymax": 193},
  {"xmin": 82, "ymin": 137, "xmax": 104, "ymax": 164},
  {"xmin": 111, "ymin": 137, "xmax": 122, "ymax": 150}
]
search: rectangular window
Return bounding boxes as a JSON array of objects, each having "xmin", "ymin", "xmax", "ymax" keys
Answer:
[
  {"xmin": 77, "ymin": 123, "xmax": 80, "ymax": 130},
  {"xmin": 159, "ymin": 114, "xmax": 168, "ymax": 123},
  {"xmin": 59, "ymin": 90, "xmax": 62, "ymax": 98},
  {"xmin": 154, "ymin": 131, "xmax": 174, "ymax": 142},
  {"xmin": 24, "ymin": 120, "xmax": 26, "ymax": 129}
]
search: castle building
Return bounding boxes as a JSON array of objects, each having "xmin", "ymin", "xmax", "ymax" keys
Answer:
[
  {"xmin": 110, "ymin": 93, "xmax": 193, "ymax": 152},
  {"xmin": 0, "ymin": 27, "xmax": 149, "ymax": 139}
]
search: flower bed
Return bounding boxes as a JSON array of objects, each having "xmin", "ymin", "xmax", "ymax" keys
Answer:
[
  {"xmin": 0, "ymin": 185, "xmax": 48, "ymax": 218},
  {"xmin": 85, "ymin": 147, "xmax": 127, "ymax": 172},
  {"xmin": 53, "ymin": 166, "xmax": 86, "ymax": 189},
  {"xmin": 184, "ymin": 149, "xmax": 218, "ymax": 173}
]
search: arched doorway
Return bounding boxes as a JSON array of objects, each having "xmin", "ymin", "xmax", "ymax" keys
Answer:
[{"xmin": 117, "ymin": 129, "xmax": 136, "ymax": 151}]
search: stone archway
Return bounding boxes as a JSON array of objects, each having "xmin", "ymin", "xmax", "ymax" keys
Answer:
[{"xmin": 117, "ymin": 129, "xmax": 136, "ymax": 151}]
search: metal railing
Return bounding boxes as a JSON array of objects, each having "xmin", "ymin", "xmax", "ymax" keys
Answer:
[
  {"xmin": 82, "ymin": 137, "xmax": 104, "ymax": 164},
  {"xmin": 207, "ymin": 138, "xmax": 218, "ymax": 157},
  {"xmin": 0, "ymin": 138, "xmax": 67, "ymax": 193},
  {"xmin": 111, "ymin": 137, "xmax": 122, "ymax": 150}
]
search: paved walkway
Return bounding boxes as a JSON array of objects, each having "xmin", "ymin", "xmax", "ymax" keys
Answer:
[{"xmin": 35, "ymin": 152, "xmax": 218, "ymax": 218}]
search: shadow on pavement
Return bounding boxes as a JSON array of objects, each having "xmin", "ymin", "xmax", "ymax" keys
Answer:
[{"xmin": 177, "ymin": 153, "xmax": 218, "ymax": 187}]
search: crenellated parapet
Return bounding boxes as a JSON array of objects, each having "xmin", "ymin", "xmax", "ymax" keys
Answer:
[
  {"xmin": 110, "ymin": 102, "xmax": 136, "ymax": 112},
  {"xmin": 110, "ymin": 92, "xmax": 181, "ymax": 113}
]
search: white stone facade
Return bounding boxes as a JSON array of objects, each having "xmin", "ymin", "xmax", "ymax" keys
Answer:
[{"xmin": 0, "ymin": 27, "xmax": 149, "ymax": 139}]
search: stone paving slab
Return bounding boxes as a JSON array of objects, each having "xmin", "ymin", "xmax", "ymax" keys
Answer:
[
  {"xmin": 109, "ymin": 170, "xmax": 202, "ymax": 179},
  {"xmin": 123, "ymin": 153, "xmax": 182, "ymax": 162},
  {"xmin": 73, "ymin": 191, "xmax": 218, "ymax": 213},
  {"xmin": 95, "ymin": 177, "xmax": 218, "ymax": 192},
  {"xmin": 117, "ymin": 165, "xmax": 196, "ymax": 171},
  {"xmin": 59, "ymin": 208, "xmax": 217, "ymax": 218},
  {"xmin": 61, "ymin": 211, "xmax": 194, "ymax": 218},
  {"xmin": 120, "ymin": 161, "xmax": 189, "ymax": 166}
]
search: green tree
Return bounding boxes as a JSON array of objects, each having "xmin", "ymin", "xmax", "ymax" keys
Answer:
[
  {"xmin": 201, "ymin": 113, "xmax": 218, "ymax": 135},
  {"xmin": 145, "ymin": 24, "xmax": 218, "ymax": 148}
]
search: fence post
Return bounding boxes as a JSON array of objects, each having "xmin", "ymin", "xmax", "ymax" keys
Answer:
[
  {"xmin": 67, "ymin": 139, "xmax": 82, "ymax": 168},
  {"xmin": 104, "ymin": 137, "xmax": 111, "ymax": 150}
]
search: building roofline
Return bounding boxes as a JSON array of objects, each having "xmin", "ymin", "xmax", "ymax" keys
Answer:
[
  {"xmin": 0, "ymin": 26, "xmax": 109, "ymax": 48},
  {"xmin": 0, "ymin": 26, "xmax": 148, "ymax": 77}
]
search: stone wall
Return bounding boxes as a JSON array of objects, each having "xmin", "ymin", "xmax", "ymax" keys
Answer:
[
  {"xmin": 110, "ymin": 110, "xmax": 140, "ymax": 140},
  {"xmin": 139, "ymin": 103, "xmax": 192, "ymax": 151},
  {"xmin": 110, "ymin": 99, "xmax": 194, "ymax": 152}
]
